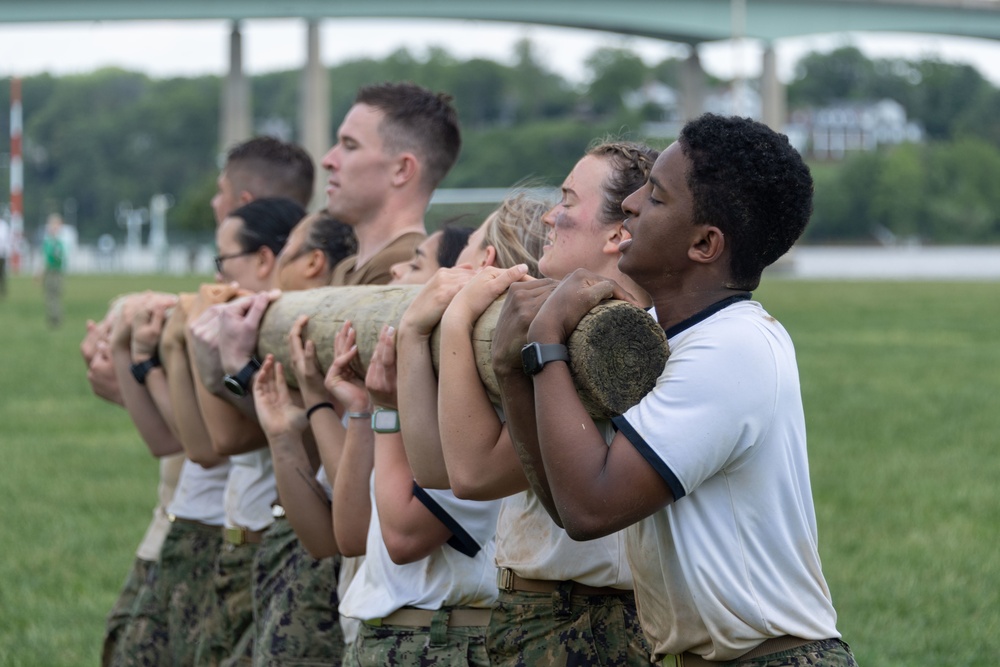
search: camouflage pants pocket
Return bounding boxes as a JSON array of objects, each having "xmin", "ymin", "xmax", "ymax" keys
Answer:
[
  {"xmin": 487, "ymin": 588, "xmax": 653, "ymax": 667},
  {"xmin": 741, "ymin": 639, "xmax": 858, "ymax": 667}
]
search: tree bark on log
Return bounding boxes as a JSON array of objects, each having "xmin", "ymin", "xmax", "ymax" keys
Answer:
[{"xmin": 258, "ymin": 285, "xmax": 668, "ymax": 419}]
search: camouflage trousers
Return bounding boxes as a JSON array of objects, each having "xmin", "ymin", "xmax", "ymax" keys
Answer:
[
  {"xmin": 663, "ymin": 639, "xmax": 857, "ymax": 667},
  {"xmin": 103, "ymin": 557, "xmax": 155, "ymax": 667},
  {"xmin": 487, "ymin": 586, "xmax": 654, "ymax": 667},
  {"xmin": 115, "ymin": 519, "xmax": 223, "ymax": 667},
  {"xmin": 196, "ymin": 539, "xmax": 259, "ymax": 667},
  {"xmin": 252, "ymin": 517, "xmax": 344, "ymax": 666},
  {"xmin": 343, "ymin": 612, "xmax": 489, "ymax": 667}
]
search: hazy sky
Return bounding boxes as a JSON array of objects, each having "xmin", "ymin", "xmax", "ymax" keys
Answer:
[{"xmin": 1, "ymin": 17, "xmax": 1000, "ymax": 85}]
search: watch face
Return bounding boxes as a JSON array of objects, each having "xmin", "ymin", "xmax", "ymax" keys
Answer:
[
  {"xmin": 521, "ymin": 343, "xmax": 543, "ymax": 376},
  {"xmin": 372, "ymin": 409, "xmax": 400, "ymax": 433},
  {"xmin": 223, "ymin": 374, "xmax": 248, "ymax": 397}
]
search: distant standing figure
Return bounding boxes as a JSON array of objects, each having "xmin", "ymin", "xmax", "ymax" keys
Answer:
[
  {"xmin": 0, "ymin": 217, "xmax": 10, "ymax": 298},
  {"xmin": 42, "ymin": 213, "xmax": 66, "ymax": 327}
]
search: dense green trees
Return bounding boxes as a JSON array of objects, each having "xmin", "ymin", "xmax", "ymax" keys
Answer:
[{"xmin": 2, "ymin": 41, "xmax": 1000, "ymax": 245}]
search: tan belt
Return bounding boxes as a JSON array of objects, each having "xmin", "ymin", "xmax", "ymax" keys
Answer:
[
  {"xmin": 167, "ymin": 514, "xmax": 215, "ymax": 529},
  {"xmin": 496, "ymin": 567, "xmax": 632, "ymax": 597},
  {"xmin": 364, "ymin": 607, "xmax": 491, "ymax": 628},
  {"xmin": 223, "ymin": 525, "xmax": 265, "ymax": 546},
  {"xmin": 660, "ymin": 636, "xmax": 818, "ymax": 667}
]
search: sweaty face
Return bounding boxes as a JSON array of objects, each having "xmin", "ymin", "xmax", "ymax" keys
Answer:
[
  {"xmin": 619, "ymin": 142, "xmax": 698, "ymax": 289},
  {"xmin": 537, "ymin": 155, "xmax": 614, "ymax": 280},
  {"xmin": 215, "ymin": 217, "xmax": 268, "ymax": 292},
  {"xmin": 389, "ymin": 232, "xmax": 443, "ymax": 286},
  {"xmin": 321, "ymin": 104, "xmax": 395, "ymax": 226},
  {"xmin": 211, "ymin": 171, "xmax": 242, "ymax": 226}
]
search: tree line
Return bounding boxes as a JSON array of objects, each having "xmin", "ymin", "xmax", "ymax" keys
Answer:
[{"xmin": 2, "ymin": 40, "xmax": 1000, "ymax": 245}]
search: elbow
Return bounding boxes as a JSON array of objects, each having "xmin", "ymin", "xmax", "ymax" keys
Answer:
[
  {"xmin": 411, "ymin": 468, "xmax": 451, "ymax": 491},
  {"xmin": 449, "ymin": 472, "xmax": 490, "ymax": 502},
  {"xmin": 562, "ymin": 513, "xmax": 614, "ymax": 542},
  {"xmin": 333, "ymin": 528, "xmax": 367, "ymax": 558},
  {"xmin": 337, "ymin": 541, "xmax": 366, "ymax": 559},
  {"xmin": 190, "ymin": 451, "xmax": 226, "ymax": 469},
  {"xmin": 211, "ymin": 432, "xmax": 256, "ymax": 457},
  {"xmin": 301, "ymin": 541, "xmax": 339, "ymax": 561},
  {"xmin": 383, "ymin": 533, "xmax": 433, "ymax": 565}
]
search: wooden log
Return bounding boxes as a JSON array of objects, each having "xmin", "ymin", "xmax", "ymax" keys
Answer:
[{"xmin": 257, "ymin": 285, "xmax": 669, "ymax": 419}]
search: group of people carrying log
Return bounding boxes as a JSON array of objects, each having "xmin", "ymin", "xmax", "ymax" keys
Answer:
[{"xmin": 80, "ymin": 81, "xmax": 858, "ymax": 667}]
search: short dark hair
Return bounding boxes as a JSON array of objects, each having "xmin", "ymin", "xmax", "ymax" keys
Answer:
[
  {"xmin": 436, "ymin": 224, "xmax": 475, "ymax": 269},
  {"xmin": 679, "ymin": 114, "xmax": 813, "ymax": 290},
  {"xmin": 355, "ymin": 82, "xmax": 461, "ymax": 191},
  {"xmin": 587, "ymin": 141, "xmax": 659, "ymax": 227},
  {"xmin": 304, "ymin": 212, "xmax": 358, "ymax": 270},
  {"xmin": 231, "ymin": 197, "xmax": 306, "ymax": 256},
  {"xmin": 225, "ymin": 137, "xmax": 315, "ymax": 208}
]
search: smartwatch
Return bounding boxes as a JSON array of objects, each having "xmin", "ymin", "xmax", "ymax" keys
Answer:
[
  {"xmin": 223, "ymin": 357, "xmax": 261, "ymax": 397},
  {"xmin": 371, "ymin": 408, "xmax": 401, "ymax": 434},
  {"xmin": 520, "ymin": 342, "xmax": 569, "ymax": 376},
  {"xmin": 129, "ymin": 353, "xmax": 161, "ymax": 385}
]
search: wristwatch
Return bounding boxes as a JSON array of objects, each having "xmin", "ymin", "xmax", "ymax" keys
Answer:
[
  {"xmin": 521, "ymin": 342, "xmax": 569, "ymax": 376},
  {"xmin": 371, "ymin": 408, "xmax": 401, "ymax": 434},
  {"xmin": 129, "ymin": 353, "xmax": 161, "ymax": 385},
  {"xmin": 223, "ymin": 357, "xmax": 261, "ymax": 397}
]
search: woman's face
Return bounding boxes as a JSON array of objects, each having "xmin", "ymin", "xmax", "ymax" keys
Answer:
[
  {"xmin": 454, "ymin": 216, "xmax": 491, "ymax": 269},
  {"xmin": 389, "ymin": 232, "xmax": 443, "ymax": 285}
]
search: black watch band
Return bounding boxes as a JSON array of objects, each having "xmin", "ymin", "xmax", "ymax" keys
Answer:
[
  {"xmin": 521, "ymin": 342, "xmax": 569, "ymax": 376},
  {"xmin": 130, "ymin": 353, "xmax": 161, "ymax": 385},
  {"xmin": 223, "ymin": 357, "xmax": 262, "ymax": 397}
]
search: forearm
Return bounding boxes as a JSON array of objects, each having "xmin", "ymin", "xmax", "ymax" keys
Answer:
[
  {"xmin": 163, "ymin": 345, "xmax": 227, "ymax": 468},
  {"xmin": 331, "ymin": 421, "xmax": 375, "ymax": 557},
  {"xmin": 438, "ymin": 318, "xmax": 527, "ymax": 500},
  {"xmin": 269, "ymin": 432, "xmax": 339, "ymax": 559},
  {"xmin": 112, "ymin": 345, "xmax": 183, "ymax": 458},
  {"xmin": 396, "ymin": 325, "xmax": 450, "ymax": 488},
  {"xmin": 195, "ymin": 382, "xmax": 268, "ymax": 456},
  {"xmin": 374, "ymin": 433, "xmax": 452, "ymax": 564},
  {"xmin": 145, "ymin": 370, "xmax": 180, "ymax": 441},
  {"xmin": 497, "ymin": 366, "xmax": 561, "ymax": 519}
]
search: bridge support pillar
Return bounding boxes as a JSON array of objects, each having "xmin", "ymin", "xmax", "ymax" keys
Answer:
[
  {"xmin": 680, "ymin": 46, "xmax": 705, "ymax": 122},
  {"xmin": 761, "ymin": 43, "xmax": 786, "ymax": 131},
  {"xmin": 220, "ymin": 20, "xmax": 252, "ymax": 152},
  {"xmin": 299, "ymin": 19, "xmax": 330, "ymax": 210}
]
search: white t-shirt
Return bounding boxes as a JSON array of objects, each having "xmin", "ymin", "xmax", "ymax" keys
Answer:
[
  {"xmin": 339, "ymin": 473, "xmax": 501, "ymax": 621},
  {"xmin": 225, "ymin": 449, "xmax": 276, "ymax": 531},
  {"xmin": 168, "ymin": 458, "xmax": 229, "ymax": 526},
  {"xmin": 614, "ymin": 298, "xmax": 839, "ymax": 661},
  {"xmin": 494, "ymin": 419, "xmax": 633, "ymax": 589},
  {"xmin": 136, "ymin": 453, "xmax": 185, "ymax": 561}
]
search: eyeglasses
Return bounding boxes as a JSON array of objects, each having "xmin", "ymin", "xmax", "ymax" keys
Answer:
[{"xmin": 214, "ymin": 250, "xmax": 256, "ymax": 273}]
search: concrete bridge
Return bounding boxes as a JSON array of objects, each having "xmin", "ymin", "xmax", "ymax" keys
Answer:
[{"xmin": 5, "ymin": 0, "xmax": 999, "ymax": 179}]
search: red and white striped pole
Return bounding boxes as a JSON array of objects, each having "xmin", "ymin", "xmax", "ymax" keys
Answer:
[{"xmin": 9, "ymin": 77, "xmax": 24, "ymax": 274}]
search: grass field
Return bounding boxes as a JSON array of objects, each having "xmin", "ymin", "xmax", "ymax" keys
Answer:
[{"xmin": 0, "ymin": 273, "xmax": 998, "ymax": 666}]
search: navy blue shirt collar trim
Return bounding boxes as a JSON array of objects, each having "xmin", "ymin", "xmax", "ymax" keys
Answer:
[{"xmin": 663, "ymin": 292, "xmax": 752, "ymax": 339}]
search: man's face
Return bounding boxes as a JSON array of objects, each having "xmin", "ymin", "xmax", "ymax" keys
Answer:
[
  {"xmin": 211, "ymin": 170, "xmax": 242, "ymax": 226},
  {"xmin": 215, "ymin": 216, "xmax": 268, "ymax": 291},
  {"xmin": 321, "ymin": 104, "xmax": 395, "ymax": 226},
  {"xmin": 618, "ymin": 142, "xmax": 698, "ymax": 288},
  {"xmin": 537, "ymin": 155, "xmax": 613, "ymax": 281}
]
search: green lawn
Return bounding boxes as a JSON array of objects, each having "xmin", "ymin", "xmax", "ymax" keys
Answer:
[{"xmin": 1, "ymin": 274, "xmax": 997, "ymax": 666}]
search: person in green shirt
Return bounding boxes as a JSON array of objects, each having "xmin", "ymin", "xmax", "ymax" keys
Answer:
[{"xmin": 41, "ymin": 213, "xmax": 66, "ymax": 327}]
